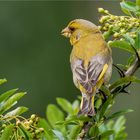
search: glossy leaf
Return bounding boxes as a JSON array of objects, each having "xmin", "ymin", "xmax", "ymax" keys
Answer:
[
  {"xmin": 109, "ymin": 76, "xmax": 140, "ymax": 90},
  {"xmin": 107, "ymin": 109, "xmax": 133, "ymax": 120},
  {"xmin": 56, "ymin": 121, "xmax": 78, "ymax": 126},
  {"xmin": 120, "ymin": 1, "xmax": 137, "ymax": 15},
  {"xmin": 106, "ymin": 120, "xmax": 114, "ymax": 130},
  {"xmin": 72, "ymin": 100, "xmax": 79, "ymax": 109},
  {"xmin": 68, "ymin": 125, "xmax": 81, "ymax": 139},
  {"xmin": 127, "ymin": 55, "xmax": 135, "ymax": 66},
  {"xmin": 123, "ymin": 34, "xmax": 135, "ymax": 47},
  {"xmin": 72, "ymin": 100, "xmax": 79, "ymax": 115},
  {"xmin": 17, "ymin": 127, "xmax": 26, "ymax": 139},
  {"xmin": 0, "ymin": 78, "xmax": 7, "ymax": 85},
  {"xmin": 68, "ymin": 115, "xmax": 91, "ymax": 122},
  {"xmin": 19, "ymin": 124, "xmax": 32, "ymax": 139},
  {"xmin": 113, "ymin": 116, "xmax": 126, "ymax": 133},
  {"xmin": 109, "ymin": 40, "xmax": 135, "ymax": 53},
  {"xmin": 135, "ymin": 31, "xmax": 140, "ymax": 49},
  {"xmin": 100, "ymin": 85, "xmax": 111, "ymax": 96},
  {"xmin": 116, "ymin": 64, "xmax": 128, "ymax": 71},
  {"xmin": 0, "ymin": 88, "xmax": 18, "ymax": 103},
  {"xmin": 4, "ymin": 106, "xmax": 28, "ymax": 117},
  {"xmin": 99, "ymin": 96, "xmax": 113, "ymax": 120},
  {"xmin": 56, "ymin": 115, "xmax": 90, "ymax": 126},
  {"xmin": 0, "ymin": 92, "xmax": 26, "ymax": 114},
  {"xmin": 100, "ymin": 130, "xmax": 114, "ymax": 139},
  {"xmin": 0, "ymin": 124, "xmax": 14, "ymax": 140},
  {"xmin": 95, "ymin": 98, "xmax": 102, "ymax": 109},
  {"xmin": 38, "ymin": 118, "xmax": 51, "ymax": 130},
  {"xmin": 52, "ymin": 130, "xmax": 65, "ymax": 140},
  {"xmin": 56, "ymin": 98, "xmax": 73, "ymax": 114},
  {"xmin": 89, "ymin": 125, "xmax": 99, "ymax": 138},
  {"xmin": 38, "ymin": 118, "xmax": 54, "ymax": 139},
  {"xmin": 46, "ymin": 104, "xmax": 64, "ymax": 127},
  {"xmin": 103, "ymin": 29, "xmax": 113, "ymax": 40},
  {"xmin": 136, "ymin": 0, "xmax": 140, "ymax": 6}
]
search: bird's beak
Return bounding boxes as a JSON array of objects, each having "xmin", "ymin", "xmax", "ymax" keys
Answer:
[{"xmin": 61, "ymin": 27, "xmax": 71, "ymax": 38}]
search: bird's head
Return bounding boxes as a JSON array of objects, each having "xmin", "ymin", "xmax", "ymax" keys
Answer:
[{"xmin": 61, "ymin": 19, "xmax": 100, "ymax": 44}]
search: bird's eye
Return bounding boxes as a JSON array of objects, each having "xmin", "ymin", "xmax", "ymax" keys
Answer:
[{"xmin": 69, "ymin": 27, "xmax": 75, "ymax": 32}]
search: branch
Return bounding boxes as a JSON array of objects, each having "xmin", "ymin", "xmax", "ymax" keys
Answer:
[
  {"xmin": 125, "ymin": 58, "xmax": 140, "ymax": 76},
  {"xmin": 78, "ymin": 122, "xmax": 92, "ymax": 140}
]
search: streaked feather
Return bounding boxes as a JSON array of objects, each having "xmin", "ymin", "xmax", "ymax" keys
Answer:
[{"xmin": 71, "ymin": 53, "xmax": 111, "ymax": 94}]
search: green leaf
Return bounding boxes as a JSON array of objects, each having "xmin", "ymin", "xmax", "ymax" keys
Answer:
[
  {"xmin": 135, "ymin": 31, "xmax": 140, "ymax": 49},
  {"xmin": 56, "ymin": 115, "xmax": 90, "ymax": 126},
  {"xmin": 116, "ymin": 64, "xmax": 128, "ymax": 70},
  {"xmin": 99, "ymin": 123, "xmax": 107, "ymax": 134},
  {"xmin": 107, "ymin": 109, "xmax": 133, "ymax": 120},
  {"xmin": 89, "ymin": 125, "xmax": 99, "ymax": 137},
  {"xmin": 19, "ymin": 124, "xmax": 32, "ymax": 139},
  {"xmin": 109, "ymin": 76, "xmax": 140, "ymax": 90},
  {"xmin": 46, "ymin": 104, "xmax": 64, "ymax": 127},
  {"xmin": 38, "ymin": 118, "xmax": 54, "ymax": 139},
  {"xmin": 72, "ymin": 100, "xmax": 79, "ymax": 115},
  {"xmin": 95, "ymin": 98, "xmax": 102, "ymax": 109},
  {"xmin": 99, "ymin": 96, "xmax": 113, "ymax": 121},
  {"xmin": 52, "ymin": 130, "xmax": 65, "ymax": 140},
  {"xmin": 127, "ymin": 55, "xmax": 135, "ymax": 66},
  {"xmin": 0, "ymin": 78, "xmax": 7, "ymax": 85},
  {"xmin": 17, "ymin": 127, "xmax": 26, "ymax": 139},
  {"xmin": 68, "ymin": 115, "xmax": 91, "ymax": 122},
  {"xmin": 55, "ymin": 121, "xmax": 78, "ymax": 126},
  {"xmin": 136, "ymin": 0, "xmax": 140, "ymax": 7},
  {"xmin": 113, "ymin": 116, "xmax": 126, "ymax": 133},
  {"xmin": 100, "ymin": 85, "xmax": 111, "ymax": 96},
  {"xmin": 4, "ymin": 106, "xmax": 28, "ymax": 117},
  {"xmin": 56, "ymin": 98, "xmax": 73, "ymax": 114},
  {"xmin": 103, "ymin": 29, "xmax": 113, "ymax": 40},
  {"xmin": 123, "ymin": 34, "xmax": 135, "ymax": 47},
  {"xmin": 120, "ymin": 1, "xmax": 137, "ymax": 15},
  {"xmin": 68, "ymin": 125, "xmax": 81, "ymax": 139},
  {"xmin": 100, "ymin": 130, "xmax": 114, "ymax": 139},
  {"xmin": 0, "ymin": 124, "xmax": 14, "ymax": 140},
  {"xmin": 0, "ymin": 92, "xmax": 26, "ymax": 114},
  {"xmin": 72, "ymin": 100, "xmax": 79, "ymax": 109},
  {"xmin": 106, "ymin": 120, "xmax": 114, "ymax": 130},
  {"xmin": 0, "ymin": 88, "xmax": 18, "ymax": 103},
  {"xmin": 120, "ymin": 7, "xmax": 131, "ymax": 15},
  {"xmin": 109, "ymin": 40, "xmax": 135, "ymax": 53},
  {"xmin": 38, "ymin": 118, "xmax": 51, "ymax": 130}
]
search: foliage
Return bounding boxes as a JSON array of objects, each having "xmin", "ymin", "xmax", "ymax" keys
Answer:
[
  {"xmin": 0, "ymin": 0, "xmax": 140, "ymax": 139},
  {"xmin": 37, "ymin": 97, "xmax": 132, "ymax": 140},
  {"xmin": 0, "ymin": 79, "xmax": 44, "ymax": 139},
  {"xmin": 38, "ymin": 0, "xmax": 140, "ymax": 140}
]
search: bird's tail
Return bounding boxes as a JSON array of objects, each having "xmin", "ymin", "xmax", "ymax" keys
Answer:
[{"xmin": 78, "ymin": 93, "xmax": 95, "ymax": 116}]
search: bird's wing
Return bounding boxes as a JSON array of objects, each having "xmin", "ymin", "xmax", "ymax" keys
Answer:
[{"xmin": 71, "ymin": 54, "xmax": 110, "ymax": 93}]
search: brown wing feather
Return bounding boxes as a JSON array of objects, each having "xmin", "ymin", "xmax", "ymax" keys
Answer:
[{"xmin": 71, "ymin": 54, "xmax": 110, "ymax": 93}]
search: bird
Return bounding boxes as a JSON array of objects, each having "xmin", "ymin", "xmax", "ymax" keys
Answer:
[{"xmin": 61, "ymin": 19, "xmax": 112, "ymax": 116}]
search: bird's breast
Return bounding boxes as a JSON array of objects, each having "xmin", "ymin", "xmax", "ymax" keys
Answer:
[{"xmin": 70, "ymin": 34, "xmax": 107, "ymax": 67}]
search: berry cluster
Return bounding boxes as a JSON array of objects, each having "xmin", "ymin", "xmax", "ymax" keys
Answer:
[
  {"xmin": 18, "ymin": 114, "xmax": 44, "ymax": 139},
  {"xmin": 98, "ymin": 8, "xmax": 140, "ymax": 38},
  {"xmin": 1, "ymin": 114, "xmax": 44, "ymax": 139}
]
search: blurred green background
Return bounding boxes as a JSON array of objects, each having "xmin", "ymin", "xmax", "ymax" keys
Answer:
[{"xmin": 0, "ymin": 1, "xmax": 139, "ymax": 139}]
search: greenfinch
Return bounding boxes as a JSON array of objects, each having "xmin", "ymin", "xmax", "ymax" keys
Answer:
[{"xmin": 61, "ymin": 19, "xmax": 112, "ymax": 116}]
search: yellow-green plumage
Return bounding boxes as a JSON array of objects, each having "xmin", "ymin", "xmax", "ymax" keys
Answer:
[{"xmin": 61, "ymin": 19, "xmax": 112, "ymax": 116}]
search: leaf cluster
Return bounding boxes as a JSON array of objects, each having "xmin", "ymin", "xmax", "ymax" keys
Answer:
[
  {"xmin": 0, "ymin": 79, "xmax": 44, "ymax": 140},
  {"xmin": 38, "ymin": 1, "xmax": 140, "ymax": 139},
  {"xmin": 0, "ymin": 0, "xmax": 140, "ymax": 140}
]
